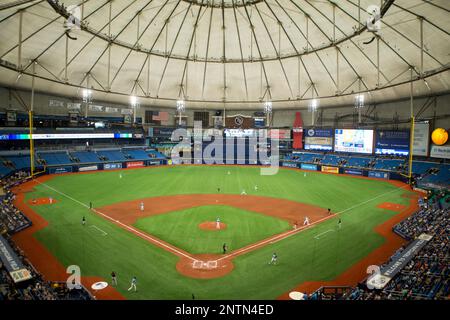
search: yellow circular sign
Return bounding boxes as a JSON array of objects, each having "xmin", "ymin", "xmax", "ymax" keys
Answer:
[{"xmin": 431, "ymin": 128, "xmax": 448, "ymax": 146}]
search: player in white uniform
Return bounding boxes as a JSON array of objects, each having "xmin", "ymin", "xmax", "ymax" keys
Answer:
[
  {"xmin": 119, "ymin": 173, "xmax": 122, "ymax": 179},
  {"xmin": 49, "ymin": 197, "xmax": 53, "ymax": 204},
  {"xmin": 216, "ymin": 217, "xmax": 221, "ymax": 229},
  {"xmin": 254, "ymin": 185, "xmax": 258, "ymax": 191},
  {"xmin": 241, "ymin": 189, "xmax": 247, "ymax": 195},
  {"xmin": 269, "ymin": 253, "xmax": 278, "ymax": 265},
  {"xmin": 140, "ymin": 201, "xmax": 144, "ymax": 212},
  {"xmin": 128, "ymin": 276, "xmax": 137, "ymax": 292},
  {"xmin": 303, "ymin": 216, "xmax": 310, "ymax": 226}
]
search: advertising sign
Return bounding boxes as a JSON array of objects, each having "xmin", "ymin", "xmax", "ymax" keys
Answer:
[
  {"xmin": 430, "ymin": 144, "xmax": 450, "ymax": 159},
  {"xmin": 126, "ymin": 161, "xmax": 144, "ymax": 168},
  {"xmin": 49, "ymin": 166, "xmax": 72, "ymax": 174},
  {"xmin": 282, "ymin": 162, "xmax": 298, "ymax": 168},
  {"xmin": 321, "ymin": 166, "xmax": 339, "ymax": 174},
  {"xmin": 304, "ymin": 128, "xmax": 334, "ymax": 151},
  {"xmin": 104, "ymin": 163, "xmax": 123, "ymax": 170},
  {"xmin": 368, "ymin": 171, "xmax": 390, "ymax": 179},
  {"xmin": 300, "ymin": 163, "xmax": 317, "ymax": 171},
  {"xmin": 0, "ymin": 235, "xmax": 33, "ymax": 283},
  {"xmin": 344, "ymin": 169, "xmax": 363, "ymax": 176},
  {"xmin": 375, "ymin": 130, "xmax": 410, "ymax": 156},
  {"xmin": 412, "ymin": 122, "xmax": 430, "ymax": 156},
  {"xmin": 78, "ymin": 165, "xmax": 98, "ymax": 172}
]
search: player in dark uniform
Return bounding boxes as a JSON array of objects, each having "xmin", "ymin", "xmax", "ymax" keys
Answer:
[
  {"xmin": 328, "ymin": 208, "xmax": 331, "ymax": 215},
  {"xmin": 82, "ymin": 216, "xmax": 86, "ymax": 226},
  {"xmin": 89, "ymin": 202, "xmax": 92, "ymax": 210},
  {"xmin": 222, "ymin": 243, "xmax": 228, "ymax": 254},
  {"xmin": 111, "ymin": 271, "xmax": 117, "ymax": 286},
  {"xmin": 338, "ymin": 218, "xmax": 342, "ymax": 229}
]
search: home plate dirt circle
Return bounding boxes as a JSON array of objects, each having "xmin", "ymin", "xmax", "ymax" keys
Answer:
[
  {"xmin": 176, "ymin": 254, "xmax": 234, "ymax": 279},
  {"xmin": 198, "ymin": 221, "xmax": 227, "ymax": 230}
]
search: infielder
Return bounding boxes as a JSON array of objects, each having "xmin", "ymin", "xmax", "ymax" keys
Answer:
[
  {"xmin": 303, "ymin": 216, "xmax": 310, "ymax": 226},
  {"xmin": 241, "ymin": 189, "xmax": 247, "ymax": 195},
  {"xmin": 111, "ymin": 271, "xmax": 117, "ymax": 286},
  {"xmin": 49, "ymin": 197, "xmax": 53, "ymax": 204},
  {"xmin": 254, "ymin": 185, "xmax": 258, "ymax": 191},
  {"xmin": 140, "ymin": 201, "xmax": 145, "ymax": 212},
  {"xmin": 128, "ymin": 276, "xmax": 137, "ymax": 292},
  {"xmin": 82, "ymin": 216, "xmax": 86, "ymax": 226}
]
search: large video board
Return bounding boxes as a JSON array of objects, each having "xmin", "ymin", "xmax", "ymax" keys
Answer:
[{"xmin": 334, "ymin": 129, "xmax": 374, "ymax": 154}]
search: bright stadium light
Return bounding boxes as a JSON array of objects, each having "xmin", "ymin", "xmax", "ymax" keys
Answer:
[
  {"xmin": 82, "ymin": 88, "xmax": 92, "ymax": 103},
  {"xmin": 130, "ymin": 95, "xmax": 138, "ymax": 107},
  {"xmin": 176, "ymin": 99, "xmax": 185, "ymax": 113},
  {"xmin": 263, "ymin": 101, "xmax": 272, "ymax": 114},
  {"xmin": 355, "ymin": 94, "xmax": 365, "ymax": 109},
  {"xmin": 308, "ymin": 98, "xmax": 319, "ymax": 112}
]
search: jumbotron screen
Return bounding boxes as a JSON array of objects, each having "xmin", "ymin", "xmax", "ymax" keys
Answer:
[{"xmin": 334, "ymin": 129, "xmax": 374, "ymax": 154}]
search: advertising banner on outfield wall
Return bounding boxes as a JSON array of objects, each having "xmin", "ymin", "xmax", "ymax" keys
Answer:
[
  {"xmin": 368, "ymin": 171, "xmax": 390, "ymax": 179},
  {"xmin": 126, "ymin": 161, "xmax": 144, "ymax": 168},
  {"xmin": 281, "ymin": 162, "xmax": 298, "ymax": 168},
  {"xmin": 412, "ymin": 122, "xmax": 430, "ymax": 156},
  {"xmin": 49, "ymin": 166, "xmax": 73, "ymax": 174},
  {"xmin": 430, "ymin": 144, "xmax": 450, "ymax": 159},
  {"xmin": 300, "ymin": 163, "xmax": 317, "ymax": 171},
  {"xmin": 321, "ymin": 166, "xmax": 339, "ymax": 174},
  {"xmin": 0, "ymin": 235, "xmax": 33, "ymax": 283},
  {"xmin": 104, "ymin": 163, "xmax": 123, "ymax": 170},
  {"xmin": 344, "ymin": 169, "xmax": 363, "ymax": 176},
  {"xmin": 78, "ymin": 165, "xmax": 98, "ymax": 172}
]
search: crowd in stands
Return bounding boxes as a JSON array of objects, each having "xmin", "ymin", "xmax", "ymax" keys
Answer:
[
  {"xmin": 308, "ymin": 191, "xmax": 449, "ymax": 300},
  {"xmin": 0, "ymin": 172, "xmax": 92, "ymax": 300}
]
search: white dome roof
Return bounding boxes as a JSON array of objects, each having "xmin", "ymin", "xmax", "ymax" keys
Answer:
[{"xmin": 0, "ymin": 0, "xmax": 448, "ymax": 109}]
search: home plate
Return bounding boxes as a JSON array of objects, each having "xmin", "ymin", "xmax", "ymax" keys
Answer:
[
  {"xmin": 289, "ymin": 291, "xmax": 306, "ymax": 300},
  {"xmin": 91, "ymin": 281, "xmax": 108, "ymax": 291}
]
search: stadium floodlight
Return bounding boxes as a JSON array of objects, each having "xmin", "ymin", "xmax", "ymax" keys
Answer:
[
  {"xmin": 130, "ymin": 95, "xmax": 138, "ymax": 107},
  {"xmin": 308, "ymin": 98, "xmax": 319, "ymax": 112},
  {"xmin": 82, "ymin": 88, "xmax": 92, "ymax": 103},
  {"xmin": 176, "ymin": 99, "xmax": 185, "ymax": 113},
  {"xmin": 263, "ymin": 101, "xmax": 272, "ymax": 114},
  {"xmin": 355, "ymin": 94, "xmax": 365, "ymax": 109}
]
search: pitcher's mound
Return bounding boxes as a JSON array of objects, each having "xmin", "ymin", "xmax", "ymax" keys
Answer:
[
  {"xmin": 198, "ymin": 221, "xmax": 227, "ymax": 230},
  {"xmin": 176, "ymin": 254, "xmax": 234, "ymax": 279}
]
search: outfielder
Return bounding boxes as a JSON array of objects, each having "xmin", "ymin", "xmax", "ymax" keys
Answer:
[
  {"xmin": 128, "ymin": 276, "xmax": 137, "ymax": 292},
  {"xmin": 269, "ymin": 253, "xmax": 278, "ymax": 265}
]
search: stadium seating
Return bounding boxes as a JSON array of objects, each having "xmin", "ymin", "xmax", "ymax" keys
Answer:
[
  {"xmin": 95, "ymin": 150, "xmax": 126, "ymax": 162},
  {"xmin": 70, "ymin": 151, "xmax": 101, "ymax": 163},
  {"xmin": 37, "ymin": 151, "xmax": 72, "ymax": 166}
]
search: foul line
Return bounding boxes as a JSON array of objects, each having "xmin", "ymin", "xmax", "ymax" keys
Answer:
[
  {"xmin": 89, "ymin": 225, "xmax": 108, "ymax": 236},
  {"xmin": 314, "ymin": 229, "xmax": 334, "ymax": 240},
  {"xmin": 36, "ymin": 180, "xmax": 196, "ymax": 261}
]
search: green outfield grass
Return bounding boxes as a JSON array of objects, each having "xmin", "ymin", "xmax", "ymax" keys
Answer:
[
  {"xmin": 134, "ymin": 205, "xmax": 291, "ymax": 254},
  {"xmin": 23, "ymin": 165, "xmax": 415, "ymax": 299}
]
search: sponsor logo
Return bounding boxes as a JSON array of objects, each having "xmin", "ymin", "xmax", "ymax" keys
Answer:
[
  {"xmin": 126, "ymin": 161, "xmax": 144, "ymax": 168},
  {"xmin": 282, "ymin": 162, "xmax": 298, "ymax": 168},
  {"xmin": 321, "ymin": 166, "xmax": 339, "ymax": 174},
  {"xmin": 344, "ymin": 169, "xmax": 363, "ymax": 176},
  {"xmin": 300, "ymin": 164, "xmax": 317, "ymax": 171},
  {"xmin": 307, "ymin": 129, "xmax": 315, "ymax": 136},
  {"xmin": 49, "ymin": 166, "xmax": 72, "ymax": 174},
  {"xmin": 368, "ymin": 171, "xmax": 390, "ymax": 179},
  {"xmin": 79, "ymin": 165, "xmax": 98, "ymax": 172},
  {"xmin": 104, "ymin": 163, "xmax": 122, "ymax": 170}
]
